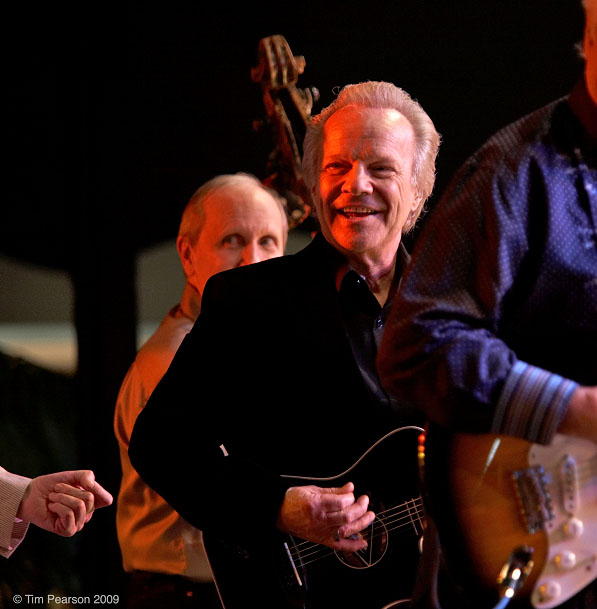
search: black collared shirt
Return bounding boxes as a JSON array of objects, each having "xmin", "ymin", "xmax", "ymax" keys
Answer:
[{"xmin": 336, "ymin": 243, "xmax": 411, "ymax": 409}]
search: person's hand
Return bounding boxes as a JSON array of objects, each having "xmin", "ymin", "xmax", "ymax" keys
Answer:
[
  {"xmin": 17, "ymin": 470, "xmax": 113, "ymax": 537},
  {"xmin": 558, "ymin": 385, "xmax": 597, "ymax": 443},
  {"xmin": 277, "ymin": 482, "xmax": 375, "ymax": 552}
]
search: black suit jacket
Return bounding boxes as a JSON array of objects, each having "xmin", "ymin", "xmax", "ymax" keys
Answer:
[{"xmin": 129, "ymin": 233, "xmax": 418, "ymax": 540}]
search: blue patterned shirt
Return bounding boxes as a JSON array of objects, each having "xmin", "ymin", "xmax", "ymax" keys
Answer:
[{"xmin": 378, "ymin": 79, "xmax": 597, "ymax": 445}]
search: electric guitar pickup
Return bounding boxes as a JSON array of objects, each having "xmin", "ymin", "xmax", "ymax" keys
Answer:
[{"xmin": 204, "ymin": 426, "xmax": 425, "ymax": 609}]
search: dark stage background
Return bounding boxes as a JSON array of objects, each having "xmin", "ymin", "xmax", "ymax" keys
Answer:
[{"xmin": 1, "ymin": 0, "xmax": 586, "ymax": 602}]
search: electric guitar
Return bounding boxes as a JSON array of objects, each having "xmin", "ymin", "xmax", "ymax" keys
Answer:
[
  {"xmin": 422, "ymin": 425, "xmax": 597, "ymax": 608},
  {"xmin": 204, "ymin": 426, "xmax": 426, "ymax": 609}
]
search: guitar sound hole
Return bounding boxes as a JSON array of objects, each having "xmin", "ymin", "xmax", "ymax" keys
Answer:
[{"xmin": 334, "ymin": 516, "xmax": 388, "ymax": 569}]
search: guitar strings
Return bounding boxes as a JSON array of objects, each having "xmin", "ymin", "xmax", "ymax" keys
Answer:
[
  {"xmin": 288, "ymin": 498, "xmax": 425, "ymax": 568},
  {"xmin": 289, "ymin": 500, "xmax": 423, "ymax": 558},
  {"xmin": 289, "ymin": 498, "xmax": 424, "ymax": 553},
  {"xmin": 290, "ymin": 503, "xmax": 424, "ymax": 568},
  {"xmin": 290, "ymin": 512, "xmax": 424, "ymax": 568},
  {"xmin": 291, "ymin": 511, "xmax": 424, "ymax": 567},
  {"xmin": 290, "ymin": 497, "xmax": 424, "ymax": 548}
]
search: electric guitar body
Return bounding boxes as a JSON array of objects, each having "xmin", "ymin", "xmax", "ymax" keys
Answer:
[
  {"xmin": 204, "ymin": 427, "xmax": 425, "ymax": 609},
  {"xmin": 423, "ymin": 424, "xmax": 597, "ymax": 608}
]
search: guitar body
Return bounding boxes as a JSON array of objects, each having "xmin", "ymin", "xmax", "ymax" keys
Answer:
[
  {"xmin": 424, "ymin": 425, "xmax": 597, "ymax": 608},
  {"xmin": 204, "ymin": 427, "xmax": 425, "ymax": 609}
]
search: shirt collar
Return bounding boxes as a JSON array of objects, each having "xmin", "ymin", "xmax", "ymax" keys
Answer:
[{"xmin": 330, "ymin": 239, "xmax": 411, "ymax": 301}]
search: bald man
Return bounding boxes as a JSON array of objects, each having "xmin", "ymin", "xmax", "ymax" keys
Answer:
[{"xmin": 114, "ymin": 173, "xmax": 288, "ymax": 609}]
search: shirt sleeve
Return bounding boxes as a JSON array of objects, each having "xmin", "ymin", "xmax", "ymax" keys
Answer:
[
  {"xmin": 114, "ymin": 362, "xmax": 149, "ymax": 451},
  {"xmin": 0, "ymin": 467, "xmax": 32, "ymax": 558}
]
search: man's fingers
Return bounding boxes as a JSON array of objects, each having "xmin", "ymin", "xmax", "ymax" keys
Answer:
[
  {"xmin": 58, "ymin": 470, "xmax": 114, "ymax": 509},
  {"xmin": 332, "ymin": 509, "xmax": 376, "ymax": 550},
  {"xmin": 325, "ymin": 491, "xmax": 370, "ymax": 526},
  {"xmin": 328, "ymin": 492, "xmax": 374, "ymax": 548},
  {"xmin": 316, "ymin": 483, "xmax": 359, "ymax": 512},
  {"xmin": 48, "ymin": 491, "xmax": 92, "ymax": 528},
  {"xmin": 87, "ymin": 480, "xmax": 113, "ymax": 508},
  {"xmin": 341, "ymin": 508, "xmax": 376, "ymax": 538},
  {"xmin": 46, "ymin": 501, "xmax": 78, "ymax": 536},
  {"xmin": 54, "ymin": 476, "xmax": 113, "ymax": 510},
  {"xmin": 52, "ymin": 484, "xmax": 95, "ymax": 514},
  {"xmin": 77, "ymin": 472, "xmax": 114, "ymax": 508},
  {"xmin": 332, "ymin": 501, "xmax": 375, "ymax": 537}
]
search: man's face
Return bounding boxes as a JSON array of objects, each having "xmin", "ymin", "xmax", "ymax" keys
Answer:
[
  {"xmin": 316, "ymin": 104, "xmax": 419, "ymax": 264},
  {"xmin": 185, "ymin": 185, "xmax": 286, "ymax": 296}
]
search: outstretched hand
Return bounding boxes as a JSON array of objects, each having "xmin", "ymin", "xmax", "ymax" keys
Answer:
[
  {"xmin": 17, "ymin": 470, "xmax": 113, "ymax": 537},
  {"xmin": 277, "ymin": 482, "xmax": 375, "ymax": 552}
]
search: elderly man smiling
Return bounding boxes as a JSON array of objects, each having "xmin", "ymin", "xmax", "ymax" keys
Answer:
[{"xmin": 130, "ymin": 81, "xmax": 440, "ymax": 609}]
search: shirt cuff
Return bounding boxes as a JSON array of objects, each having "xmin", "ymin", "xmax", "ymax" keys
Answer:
[
  {"xmin": 491, "ymin": 360, "xmax": 577, "ymax": 444},
  {"xmin": 0, "ymin": 472, "xmax": 32, "ymax": 558}
]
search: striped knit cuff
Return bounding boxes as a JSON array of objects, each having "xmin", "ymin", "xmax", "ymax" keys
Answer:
[{"xmin": 491, "ymin": 360, "xmax": 577, "ymax": 444}]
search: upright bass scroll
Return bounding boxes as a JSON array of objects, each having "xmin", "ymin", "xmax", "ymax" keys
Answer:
[{"xmin": 251, "ymin": 35, "xmax": 319, "ymax": 230}]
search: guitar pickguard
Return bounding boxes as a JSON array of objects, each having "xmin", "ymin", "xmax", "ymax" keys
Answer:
[{"xmin": 527, "ymin": 435, "xmax": 597, "ymax": 608}]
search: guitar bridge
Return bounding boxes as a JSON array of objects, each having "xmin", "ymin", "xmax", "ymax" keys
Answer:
[
  {"xmin": 513, "ymin": 465, "xmax": 555, "ymax": 534},
  {"xmin": 283, "ymin": 541, "xmax": 303, "ymax": 587}
]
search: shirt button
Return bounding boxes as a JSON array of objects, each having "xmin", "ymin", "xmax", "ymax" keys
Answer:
[{"xmin": 375, "ymin": 317, "xmax": 383, "ymax": 329}]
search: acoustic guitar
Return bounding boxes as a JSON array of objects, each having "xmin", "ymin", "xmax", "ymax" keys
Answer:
[{"xmin": 204, "ymin": 426, "xmax": 426, "ymax": 609}]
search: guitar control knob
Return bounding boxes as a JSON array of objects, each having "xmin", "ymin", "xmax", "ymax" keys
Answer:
[
  {"xmin": 563, "ymin": 517, "xmax": 584, "ymax": 539},
  {"xmin": 554, "ymin": 550, "xmax": 577, "ymax": 570},
  {"xmin": 536, "ymin": 580, "xmax": 561, "ymax": 603}
]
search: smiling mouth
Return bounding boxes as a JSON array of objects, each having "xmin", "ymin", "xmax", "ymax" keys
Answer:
[{"xmin": 338, "ymin": 206, "xmax": 379, "ymax": 218}]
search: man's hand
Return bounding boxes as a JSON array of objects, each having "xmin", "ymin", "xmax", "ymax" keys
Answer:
[
  {"xmin": 559, "ymin": 385, "xmax": 597, "ymax": 443},
  {"xmin": 17, "ymin": 470, "xmax": 113, "ymax": 537},
  {"xmin": 277, "ymin": 482, "xmax": 375, "ymax": 552}
]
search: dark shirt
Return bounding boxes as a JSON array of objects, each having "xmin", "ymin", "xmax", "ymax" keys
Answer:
[{"xmin": 337, "ymin": 245, "xmax": 410, "ymax": 409}]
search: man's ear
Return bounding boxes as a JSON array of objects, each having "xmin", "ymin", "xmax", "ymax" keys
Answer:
[
  {"xmin": 404, "ymin": 194, "xmax": 423, "ymax": 233},
  {"xmin": 411, "ymin": 193, "xmax": 422, "ymax": 213},
  {"xmin": 177, "ymin": 235, "xmax": 194, "ymax": 279}
]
